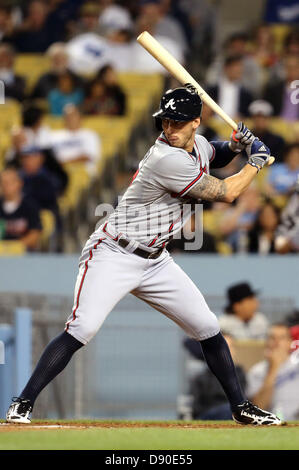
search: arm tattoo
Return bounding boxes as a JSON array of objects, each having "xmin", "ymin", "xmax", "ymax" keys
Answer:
[{"xmin": 188, "ymin": 173, "xmax": 227, "ymax": 202}]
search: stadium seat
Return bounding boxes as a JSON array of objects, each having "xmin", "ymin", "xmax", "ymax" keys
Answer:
[
  {"xmin": 0, "ymin": 240, "xmax": 25, "ymax": 256},
  {"xmin": 234, "ymin": 339, "xmax": 266, "ymax": 371},
  {"xmin": 40, "ymin": 210, "xmax": 56, "ymax": 246},
  {"xmin": 14, "ymin": 54, "xmax": 50, "ymax": 93},
  {"xmin": 58, "ymin": 163, "xmax": 90, "ymax": 213},
  {"xmin": 0, "ymin": 100, "xmax": 21, "ymax": 168}
]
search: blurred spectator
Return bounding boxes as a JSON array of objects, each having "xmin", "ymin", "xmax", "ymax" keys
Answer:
[
  {"xmin": 19, "ymin": 146, "xmax": 59, "ymax": 216},
  {"xmin": 4, "ymin": 0, "xmax": 64, "ymax": 53},
  {"xmin": 0, "ymin": 43, "xmax": 26, "ymax": 102},
  {"xmin": 31, "ymin": 42, "xmax": 84, "ymax": 100},
  {"xmin": 132, "ymin": 1, "xmax": 184, "ymax": 74},
  {"xmin": 284, "ymin": 27, "xmax": 299, "ymax": 55},
  {"xmin": 246, "ymin": 323, "xmax": 299, "ymax": 421},
  {"xmin": 252, "ymin": 24, "xmax": 279, "ymax": 70},
  {"xmin": 185, "ymin": 334, "xmax": 247, "ymax": 420},
  {"xmin": 46, "ymin": 0, "xmax": 85, "ymax": 37},
  {"xmin": 68, "ymin": 2, "xmax": 102, "ymax": 37},
  {"xmin": 5, "ymin": 105, "xmax": 68, "ymax": 195},
  {"xmin": 248, "ymin": 100, "xmax": 286, "ymax": 162},
  {"xmin": 286, "ymin": 311, "xmax": 299, "ymax": 355},
  {"xmin": 264, "ymin": 54, "xmax": 299, "ymax": 121},
  {"xmin": 50, "ymin": 104, "xmax": 101, "ymax": 175},
  {"xmin": 0, "ymin": 167, "xmax": 41, "ymax": 250},
  {"xmin": 275, "ymin": 176, "xmax": 299, "ymax": 253},
  {"xmin": 267, "ymin": 143, "xmax": 299, "ymax": 196},
  {"xmin": 0, "ymin": 6, "xmax": 14, "ymax": 41},
  {"xmin": 219, "ymin": 185, "xmax": 261, "ymax": 253},
  {"xmin": 207, "ymin": 55, "xmax": 254, "ymax": 120},
  {"xmin": 21, "ymin": 105, "xmax": 52, "ymax": 149},
  {"xmin": 206, "ymin": 32, "xmax": 263, "ymax": 96},
  {"xmin": 82, "ymin": 64, "xmax": 126, "ymax": 115},
  {"xmin": 98, "ymin": 0, "xmax": 133, "ymax": 34},
  {"xmin": 270, "ymin": 28, "xmax": 299, "ymax": 81},
  {"xmin": 219, "ymin": 282, "xmax": 269, "ymax": 339},
  {"xmin": 66, "ymin": 32, "xmax": 110, "ymax": 76},
  {"xmin": 164, "ymin": 0, "xmax": 194, "ymax": 48},
  {"xmin": 105, "ymin": 28, "xmax": 134, "ymax": 72},
  {"xmin": 138, "ymin": 0, "xmax": 188, "ymax": 55},
  {"xmin": 263, "ymin": 0, "xmax": 299, "ymax": 24},
  {"xmin": 48, "ymin": 70, "xmax": 84, "ymax": 116},
  {"xmin": 286, "ymin": 309, "xmax": 299, "ymax": 328},
  {"xmin": 247, "ymin": 201, "xmax": 281, "ymax": 254}
]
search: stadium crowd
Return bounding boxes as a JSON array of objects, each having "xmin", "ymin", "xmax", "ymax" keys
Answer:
[{"xmin": 0, "ymin": 0, "xmax": 298, "ymax": 254}]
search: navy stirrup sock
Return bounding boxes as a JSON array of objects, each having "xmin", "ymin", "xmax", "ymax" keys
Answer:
[
  {"xmin": 200, "ymin": 332, "xmax": 245, "ymax": 411},
  {"xmin": 20, "ymin": 331, "xmax": 83, "ymax": 406}
]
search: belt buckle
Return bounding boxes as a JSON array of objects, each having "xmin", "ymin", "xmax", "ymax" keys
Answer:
[{"xmin": 148, "ymin": 247, "xmax": 163, "ymax": 259}]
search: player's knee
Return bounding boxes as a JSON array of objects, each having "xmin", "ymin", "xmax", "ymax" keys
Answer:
[
  {"xmin": 67, "ymin": 322, "xmax": 99, "ymax": 345},
  {"xmin": 194, "ymin": 311, "xmax": 220, "ymax": 341}
]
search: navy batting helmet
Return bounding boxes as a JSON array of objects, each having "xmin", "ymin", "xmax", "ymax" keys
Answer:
[{"xmin": 153, "ymin": 84, "xmax": 202, "ymax": 131}]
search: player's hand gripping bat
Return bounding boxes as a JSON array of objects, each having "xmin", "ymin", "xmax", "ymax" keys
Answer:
[{"xmin": 137, "ymin": 31, "xmax": 275, "ymax": 167}]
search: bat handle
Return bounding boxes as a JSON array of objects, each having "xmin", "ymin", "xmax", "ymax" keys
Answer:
[{"xmin": 232, "ymin": 130, "xmax": 239, "ymax": 143}]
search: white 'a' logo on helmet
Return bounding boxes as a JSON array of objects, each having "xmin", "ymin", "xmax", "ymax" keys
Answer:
[{"xmin": 165, "ymin": 98, "xmax": 176, "ymax": 110}]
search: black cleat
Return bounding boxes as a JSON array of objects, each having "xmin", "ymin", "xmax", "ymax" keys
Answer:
[
  {"xmin": 6, "ymin": 397, "xmax": 32, "ymax": 424},
  {"xmin": 232, "ymin": 400, "xmax": 282, "ymax": 426}
]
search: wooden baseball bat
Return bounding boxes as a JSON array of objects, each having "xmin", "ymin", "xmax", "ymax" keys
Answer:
[{"xmin": 137, "ymin": 31, "xmax": 275, "ymax": 166}]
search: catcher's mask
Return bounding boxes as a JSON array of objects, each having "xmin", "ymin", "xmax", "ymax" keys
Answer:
[{"xmin": 153, "ymin": 84, "xmax": 202, "ymax": 131}]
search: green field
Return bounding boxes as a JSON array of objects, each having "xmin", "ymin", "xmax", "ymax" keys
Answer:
[{"xmin": 0, "ymin": 421, "xmax": 299, "ymax": 450}]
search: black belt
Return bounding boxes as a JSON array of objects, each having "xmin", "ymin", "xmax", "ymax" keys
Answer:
[{"xmin": 118, "ymin": 238, "xmax": 164, "ymax": 259}]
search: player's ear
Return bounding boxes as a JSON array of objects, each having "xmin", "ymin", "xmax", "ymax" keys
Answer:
[{"xmin": 193, "ymin": 117, "xmax": 201, "ymax": 130}]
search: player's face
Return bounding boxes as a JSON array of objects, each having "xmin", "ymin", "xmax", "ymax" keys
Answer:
[
  {"xmin": 233, "ymin": 296, "xmax": 259, "ymax": 321},
  {"xmin": 162, "ymin": 118, "xmax": 200, "ymax": 152},
  {"xmin": 266, "ymin": 326, "xmax": 292, "ymax": 353}
]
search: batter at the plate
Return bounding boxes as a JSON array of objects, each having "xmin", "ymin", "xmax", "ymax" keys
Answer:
[{"xmin": 7, "ymin": 84, "xmax": 281, "ymax": 426}]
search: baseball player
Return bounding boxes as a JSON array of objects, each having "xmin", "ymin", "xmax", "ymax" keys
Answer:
[{"xmin": 7, "ymin": 84, "xmax": 281, "ymax": 425}]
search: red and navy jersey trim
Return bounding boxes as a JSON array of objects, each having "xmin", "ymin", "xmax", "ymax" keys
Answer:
[
  {"xmin": 157, "ymin": 137, "xmax": 169, "ymax": 145},
  {"xmin": 148, "ymin": 236, "xmax": 158, "ymax": 247},
  {"xmin": 209, "ymin": 144, "xmax": 216, "ymax": 162},
  {"xmin": 65, "ymin": 238, "xmax": 105, "ymax": 333},
  {"xmin": 177, "ymin": 169, "xmax": 204, "ymax": 197},
  {"xmin": 102, "ymin": 222, "xmax": 119, "ymax": 241}
]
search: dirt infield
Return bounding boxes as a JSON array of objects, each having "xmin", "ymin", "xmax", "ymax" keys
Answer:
[{"xmin": 0, "ymin": 420, "xmax": 296, "ymax": 431}]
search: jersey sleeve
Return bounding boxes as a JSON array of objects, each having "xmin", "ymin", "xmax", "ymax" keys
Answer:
[
  {"xmin": 153, "ymin": 150, "xmax": 205, "ymax": 197},
  {"xmin": 197, "ymin": 135, "xmax": 215, "ymax": 163},
  {"xmin": 209, "ymin": 141, "xmax": 238, "ymax": 169}
]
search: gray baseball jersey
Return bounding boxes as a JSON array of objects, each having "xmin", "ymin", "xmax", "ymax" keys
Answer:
[
  {"xmin": 66, "ymin": 132, "xmax": 219, "ymax": 345},
  {"xmin": 91, "ymin": 132, "xmax": 215, "ymax": 249}
]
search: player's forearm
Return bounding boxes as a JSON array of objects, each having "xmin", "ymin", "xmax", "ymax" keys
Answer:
[
  {"xmin": 188, "ymin": 164, "xmax": 258, "ymax": 203},
  {"xmin": 223, "ymin": 164, "xmax": 258, "ymax": 202}
]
